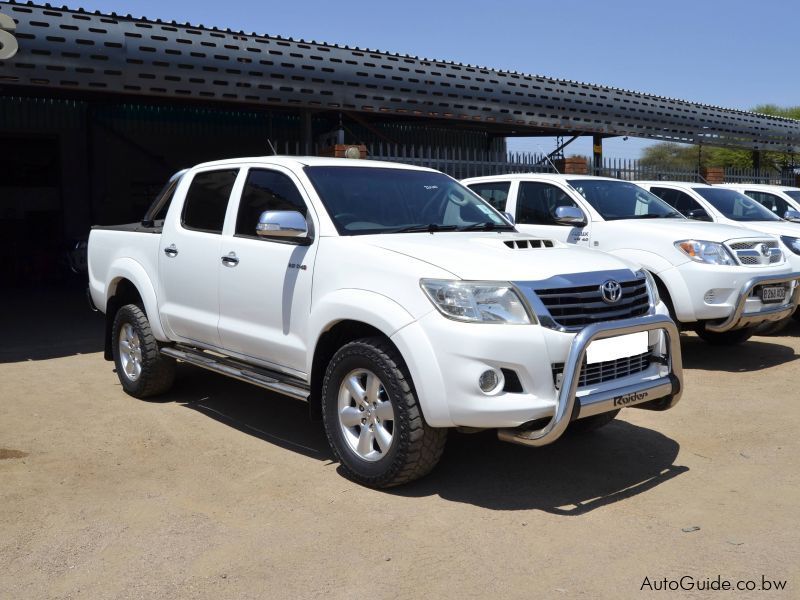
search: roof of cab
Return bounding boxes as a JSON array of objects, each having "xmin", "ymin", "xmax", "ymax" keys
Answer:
[
  {"xmin": 635, "ymin": 180, "xmax": 714, "ymax": 189},
  {"xmin": 463, "ymin": 173, "xmax": 627, "ymax": 184},
  {"xmin": 190, "ymin": 156, "xmax": 438, "ymax": 172}
]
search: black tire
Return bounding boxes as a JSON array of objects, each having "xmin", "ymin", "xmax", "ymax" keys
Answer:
[
  {"xmin": 568, "ymin": 409, "xmax": 620, "ymax": 434},
  {"xmin": 321, "ymin": 337, "xmax": 447, "ymax": 488},
  {"xmin": 695, "ymin": 325, "xmax": 755, "ymax": 346},
  {"xmin": 792, "ymin": 308, "xmax": 800, "ymax": 322},
  {"xmin": 111, "ymin": 303, "xmax": 175, "ymax": 398}
]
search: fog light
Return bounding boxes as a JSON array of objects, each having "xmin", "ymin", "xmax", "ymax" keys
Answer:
[
  {"xmin": 704, "ymin": 290, "xmax": 715, "ymax": 303},
  {"xmin": 479, "ymin": 369, "xmax": 500, "ymax": 393}
]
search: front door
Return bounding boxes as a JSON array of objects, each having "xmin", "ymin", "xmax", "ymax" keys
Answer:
[
  {"xmin": 510, "ymin": 181, "xmax": 590, "ymax": 245},
  {"xmin": 217, "ymin": 167, "xmax": 316, "ymax": 375}
]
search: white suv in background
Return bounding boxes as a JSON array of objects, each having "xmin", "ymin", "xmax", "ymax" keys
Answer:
[
  {"xmin": 463, "ymin": 174, "xmax": 800, "ymax": 344},
  {"xmin": 716, "ymin": 183, "xmax": 800, "ymax": 222}
]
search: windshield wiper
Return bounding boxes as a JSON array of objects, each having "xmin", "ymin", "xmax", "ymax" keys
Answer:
[
  {"xmin": 456, "ymin": 222, "xmax": 515, "ymax": 231},
  {"xmin": 393, "ymin": 224, "xmax": 460, "ymax": 234}
]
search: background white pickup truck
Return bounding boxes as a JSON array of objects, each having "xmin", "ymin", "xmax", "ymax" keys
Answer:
[
  {"xmin": 464, "ymin": 174, "xmax": 800, "ymax": 345},
  {"xmin": 637, "ymin": 181, "xmax": 800, "ymax": 323},
  {"xmin": 88, "ymin": 157, "xmax": 683, "ymax": 487}
]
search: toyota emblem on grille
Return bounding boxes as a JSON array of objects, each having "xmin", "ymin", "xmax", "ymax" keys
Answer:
[
  {"xmin": 600, "ymin": 280, "xmax": 623, "ymax": 304},
  {"xmin": 759, "ymin": 243, "xmax": 770, "ymax": 257}
]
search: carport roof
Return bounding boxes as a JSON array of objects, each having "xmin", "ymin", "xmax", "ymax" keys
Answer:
[{"xmin": 1, "ymin": 0, "xmax": 799, "ymax": 152}]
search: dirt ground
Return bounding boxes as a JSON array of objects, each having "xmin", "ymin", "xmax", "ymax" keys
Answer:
[{"xmin": 1, "ymin": 289, "xmax": 799, "ymax": 599}]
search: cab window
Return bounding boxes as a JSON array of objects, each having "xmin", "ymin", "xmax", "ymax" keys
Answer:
[
  {"xmin": 745, "ymin": 190, "xmax": 790, "ymax": 217},
  {"xmin": 650, "ymin": 187, "xmax": 704, "ymax": 216},
  {"xmin": 516, "ymin": 182, "xmax": 582, "ymax": 225},
  {"xmin": 236, "ymin": 169, "xmax": 308, "ymax": 238},
  {"xmin": 181, "ymin": 169, "xmax": 239, "ymax": 234},
  {"xmin": 467, "ymin": 181, "xmax": 511, "ymax": 211}
]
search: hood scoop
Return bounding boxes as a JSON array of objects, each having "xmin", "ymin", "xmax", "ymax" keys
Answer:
[{"xmin": 503, "ymin": 239, "xmax": 555, "ymax": 249}]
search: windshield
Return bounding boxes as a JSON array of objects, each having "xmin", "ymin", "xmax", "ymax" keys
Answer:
[
  {"xmin": 304, "ymin": 166, "xmax": 513, "ymax": 235},
  {"xmin": 567, "ymin": 179, "xmax": 682, "ymax": 220},
  {"xmin": 784, "ymin": 190, "xmax": 800, "ymax": 203},
  {"xmin": 693, "ymin": 187, "xmax": 782, "ymax": 222}
]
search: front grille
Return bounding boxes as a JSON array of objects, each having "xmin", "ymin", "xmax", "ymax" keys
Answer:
[
  {"xmin": 533, "ymin": 277, "xmax": 650, "ymax": 330},
  {"xmin": 727, "ymin": 240, "xmax": 782, "ymax": 265},
  {"xmin": 552, "ymin": 348, "xmax": 653, "ymax": 389}
]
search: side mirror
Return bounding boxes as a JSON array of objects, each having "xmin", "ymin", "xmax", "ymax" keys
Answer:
[
  {"xmin": 783, "ymin": 209, "xmax": 800, "ymax": 222},
  {"xmin": 502, "ymin": 211, "xmax": 515, "ymax": 225},
  {"xmin": 552, "ymin": 205, "xmax": 586, "ymax": 226},
  {"xmin": 686, "ymin": 208, "xmax": 711, "ymax": 221},
  {"xmin": 256, "ymin": 210, "xmax": 309, "ymax": 241}
]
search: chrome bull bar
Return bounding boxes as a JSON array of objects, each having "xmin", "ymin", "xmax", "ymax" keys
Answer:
[
  {"xmin": 704, "ymin": 273, "xmax": 800, "ymax": 333},
  {"xmin": 497, "ymin": 314, "xmax": 682, "ymax": 448}
]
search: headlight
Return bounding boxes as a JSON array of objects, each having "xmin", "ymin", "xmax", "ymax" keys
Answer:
[
  {"xmin": 780, "ymin": 235, "xmax": 800, "ymax": 255},
  {"xmin": 637, "ymin": 269, "xmax": 660, "ymax": 305},
  {"xmin": 675, "ymin": 240, "xmax": 736, "ymax": 266},
  {"xmin": 420, "ymin": 279, "xmax": 533, "ymax": 324}
]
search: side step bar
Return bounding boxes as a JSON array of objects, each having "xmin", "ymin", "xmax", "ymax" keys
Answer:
[{"xmin": 160, "ymin": 345, "xmax": 310, "ymax": 401}]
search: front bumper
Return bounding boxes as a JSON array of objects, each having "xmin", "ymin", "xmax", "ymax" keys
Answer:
[
  {"xmin": 391, "ymin": 308, "xmax": 682, "ymax": 444},
  {"xmin": 496, "ymin": 314, "xmax": 682, "ymax": 447},
  {"xmin": 703, "ymin": 272, "xmax": 800, "ymax": 333},
  {"xmin": 658, "ymin": 263, "xmax": 800, "ymax": 329}
]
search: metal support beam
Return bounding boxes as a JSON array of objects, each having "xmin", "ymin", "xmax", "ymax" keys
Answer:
[
  {"xmin": 302, "ymin": 111, "xmax": 313, "ymax": 155},
  {"xmin": 753, "ymin": 150, "xmax": 761, "ymax": 176},
  {"xmin": 593, "ymin": 135, "xmax": 603, "ymax": 176}
]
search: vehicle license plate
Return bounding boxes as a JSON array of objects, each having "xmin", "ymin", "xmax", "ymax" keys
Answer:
[
  {"xmin": 760, "ymin": 286, "xmax": 786, "ymax": 303},
  {"xmin": 586, "ymin": 331, "xmax": 649, "ymax": 364}
]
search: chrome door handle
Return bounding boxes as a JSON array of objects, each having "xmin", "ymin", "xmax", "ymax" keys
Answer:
[
  {"xmin": 221, "ymin": 252, "xmax": 239, "ymax": 267},
  {"xmin": 164, "ymin": 244, "xmax": 178, "ymax": 257}
]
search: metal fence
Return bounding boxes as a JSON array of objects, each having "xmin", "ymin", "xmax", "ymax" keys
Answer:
[
  {"xmin": 366, "ymin": 144, "xmax": 555, "ymax": 180},
  {"xmin": 270, "ymin": 140, "xmax": 799, "ymax": 185},
  {"xmin": 589, "ymin": 159, "xmax": 797, "ymax": 185}
]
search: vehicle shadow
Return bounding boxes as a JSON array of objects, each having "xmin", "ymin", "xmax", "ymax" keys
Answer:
[
  {"xmin": 169, "ymin": 365, "xmax": 330, "ymax": 461},
  {"xmin": 390, "ymin": 422, "xmax": 687, "ymax": 514},
  {"xmin": 680, "ymin": 330, "xmax": 798, "ymax": 373},
  {"xmin": 158, "ymin": 366, "xmax": 685, "ymax": 515},
  {"xmin": 0, "ymin": 285, "xmax": 104, "ymax": 363}
]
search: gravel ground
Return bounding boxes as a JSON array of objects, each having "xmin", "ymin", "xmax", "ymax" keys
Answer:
[{"xmin": 1, "ymin": 290, "xmax": 799, "ymax": 599}]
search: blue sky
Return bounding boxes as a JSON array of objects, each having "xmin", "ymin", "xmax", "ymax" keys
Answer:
[{"xmin": 67, "ymin": 0, "xmax": 799, "ymax": 159}]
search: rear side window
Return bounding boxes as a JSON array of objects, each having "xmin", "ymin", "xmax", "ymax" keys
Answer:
[
  {"xmin": 181, "ymin": 169, "xmax": 238, "ymax": 233},
  {"xmin": 468, "ymin": 181, "xmax": 511, "ymax": 210},
  {"xmin": 236, "ymin": 169, "xmax": 307, "ymax": 237}
]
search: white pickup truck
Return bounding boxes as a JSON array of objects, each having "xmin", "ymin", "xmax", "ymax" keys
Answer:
[
  {"xmin": 463, "ymin": 174, "xmax": 800, "ymax": 345},
  {"xmin": 89, "ymin": 157, "xmax": 683, "ymax": 487}
]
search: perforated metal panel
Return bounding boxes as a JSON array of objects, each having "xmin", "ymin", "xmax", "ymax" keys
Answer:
[{"xmin": 1, "ymin": 0, "xmax": 799, "ymax": 152}]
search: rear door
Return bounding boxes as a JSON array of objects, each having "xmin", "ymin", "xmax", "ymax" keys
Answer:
[
  {"xmin": 217, "ymin": 166, "xmax": 317, "ymax": 375},
  {"xmin": 158, "ymin": 168, "xmax": 240, "ymax": 347}
]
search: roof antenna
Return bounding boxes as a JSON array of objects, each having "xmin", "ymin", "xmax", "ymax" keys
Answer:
[
  {"xmin": 536, "ymin": 144, "xmax": 561, "ymax": 174},
  {"xmin": 267, "ymin": 139, "xmax": 278, "ymax": 155}
]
